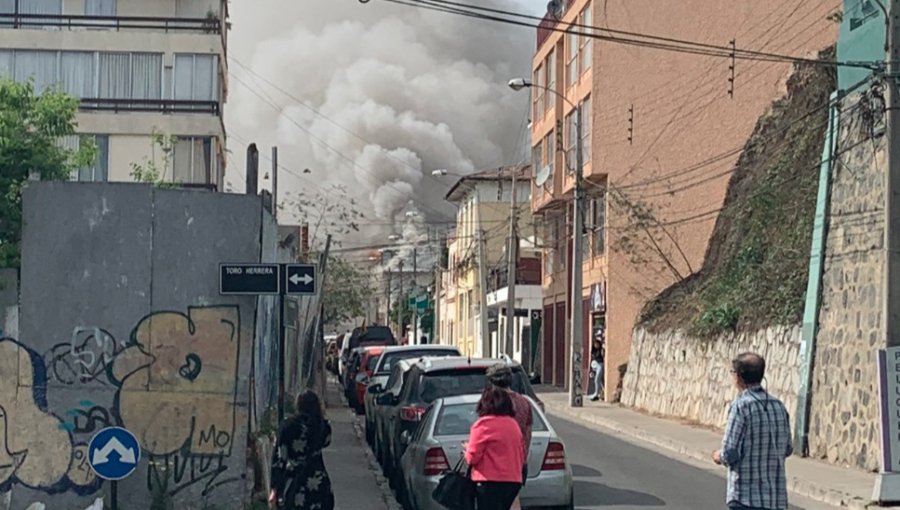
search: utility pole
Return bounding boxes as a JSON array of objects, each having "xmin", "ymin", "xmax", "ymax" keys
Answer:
[
  {"xmin": 385, "ymin": 269, "xmax": 392, "ymax": 325},
  {"xmin": 272, "ymin": 146, "xmax": 278, "ymax": 222},
  {"xmin": 569, "ymin": 102, "xmax": 585, "ymax": 408},
  {"xmin": 505, "ymin": 167, "xmax": 518, "ymax": 359},
  {"xmin": 398, "ymin": 259, "xmax": 405, "ymax": 342},
  {"xmin": 475, "ymin": 194, "xmax": 490, "ymax": 357},
  {"xmin": 875, "ymin": 0, "xmax": 900, "ymax": 501},
  {"xmin": 412, "ymin": 247, "xmax": 418, "ymax": 344}
]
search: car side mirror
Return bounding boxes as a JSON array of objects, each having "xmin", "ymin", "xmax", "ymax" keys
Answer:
[
  {"xmin": 368, "ymin": 384, "xmax": 384, "ymax": 395},
  {"xmin": 400, "ymin": 430, "xmax": 411, "ymax": 446}
]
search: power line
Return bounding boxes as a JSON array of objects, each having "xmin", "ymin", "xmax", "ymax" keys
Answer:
[{"xmin": 371, "ymin": 0, "xmax": 875, "ymax": 69}]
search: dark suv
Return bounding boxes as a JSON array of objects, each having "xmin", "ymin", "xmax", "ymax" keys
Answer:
[{"xmin": 377, "ymin": 357, "xmax": 539, "ymax": 482}]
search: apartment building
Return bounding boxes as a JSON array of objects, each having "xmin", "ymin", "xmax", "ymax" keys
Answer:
[
  {"xmin": 531, "ymin": 0, "xmax": 837, "ymax": 397},
  {"xmin": 440, "ymin": 166, "xmax": 532, "ymax": 358},
  {"xmin": 0, "ymin": 0, "xmax": 228, "ymax": 188}
]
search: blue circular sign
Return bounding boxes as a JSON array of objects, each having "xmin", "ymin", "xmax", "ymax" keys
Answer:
[{"xmin": 87, "ymin": 427, "xmax": 141, "ymax": 481}]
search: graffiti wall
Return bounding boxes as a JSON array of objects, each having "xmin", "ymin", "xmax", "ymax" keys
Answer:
[{"xmin": 3, "ymin": 182, "xmax": 273, "ymax": 510}]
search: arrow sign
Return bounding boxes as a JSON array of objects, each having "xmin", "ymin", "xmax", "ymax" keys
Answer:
[
  {"xmin": 88, "ymin": 427, "xmax": 141, "ymax": 481},
  {"xmin": 285, "ymin": 264, "xmax": 317, "ymax": 295},
  {"xmin": 92, "ymin": 437, "xmax": 137, "ymax": 465}
]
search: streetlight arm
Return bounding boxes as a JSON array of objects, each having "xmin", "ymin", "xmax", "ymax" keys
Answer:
[{"xmin": 509, "ymin": 78, "xmax": 578, "ymax": 110}]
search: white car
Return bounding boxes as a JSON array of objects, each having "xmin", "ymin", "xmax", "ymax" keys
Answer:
[{"xmin": 399, "ymin": 394, "xmax": 574, "ymax": 510}]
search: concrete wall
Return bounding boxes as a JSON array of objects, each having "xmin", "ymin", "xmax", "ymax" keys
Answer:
[
  {"xmin": 807, "ymin": 93, "xmax": 885, "ymax": 471},
  {"xmin": 0, "ymin": 182, "xmax": 272, "ymax": 509},
  {"xmin": 0, "ymin": 269, "xmax": 17, "ymax": 339},
  {"xmin": 622, "ymin": 326, "xmax": 801, "ymax": 428}
]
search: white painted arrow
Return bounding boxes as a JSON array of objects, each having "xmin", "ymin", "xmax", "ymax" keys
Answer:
[
  {"xmin": 92, "ymin": 438, "xmax": 136, "ymax": 466},
  {"xmin": 289, "ymin": 273, "xmax": 314, "ymax": 286}
]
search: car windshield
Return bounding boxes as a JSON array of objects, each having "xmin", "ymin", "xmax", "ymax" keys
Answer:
[
  {"xmin": 377, "ymin": 349, "xmax": 459, "ymax": 374},
  {"xmin": 434, "ymin": 401, "xmax": 548, "ymax": 437},
  {"xmin": 366, "ymin": 354, "xmax": 380, "ymax": 372}
]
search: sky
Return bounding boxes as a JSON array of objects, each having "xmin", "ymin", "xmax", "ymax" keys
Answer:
[{"xmin": 225, "ymin": 0, "xmax": 549, "ymax": 260}]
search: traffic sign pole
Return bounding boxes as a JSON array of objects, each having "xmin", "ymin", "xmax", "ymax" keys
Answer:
[
  {"xmin": 111, "ymin": 481, "xmax": 118, "ymax": 510},
  {"xmin": 278, "ymin": 284, "xmax": 286, "ymax": 423}
]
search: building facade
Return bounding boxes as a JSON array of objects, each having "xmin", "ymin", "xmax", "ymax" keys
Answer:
[
  {"xmin": 531, "ymin": 0, "xmax": 837, "ymax": 397},
  {"xmin": 440, "ymin": 166, "xmax": 532, "ymax": 358},
  {"xmin": 0, "ymin": 0, "xmax": 228, "ymax": 188}
]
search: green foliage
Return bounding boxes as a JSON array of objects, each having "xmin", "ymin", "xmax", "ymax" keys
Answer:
[
  {"xmin": 389, "ymin": 290, "xmax": 415, "ymax": 328},
  {"xmin": 0, "ymin": 78, "xmax": 96, "ymax": 268},
  {"xmin": 130, "ymin": 129, "xmax": 178, "ymax": 188},
  {"xmin": 322, "ymin": 254, "xmax": 374, "ymax": 327}
]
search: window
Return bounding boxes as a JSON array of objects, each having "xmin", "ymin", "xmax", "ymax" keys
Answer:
[
  {"xmin": 581, "ymin": 96, "xmax": 592, "ymax": 164},
  {"xmin": 564, "ymin": 110, "xmax": 576, "ymax": 173},
  {"xmin": 61, "ymin": 52, "xmax": 95, "ymax": 98},
  {"xmin": 0, "ymin": 0, "xmax": 12, "ymax": 13},
  {"xmin": 533, "ymin": 64, "xmax": 544, "ymax": 119},
  {"xmin": 20, "ymin": 0, "xmax": 62, "ymax": 29},
  {"xmin": 557, "ymin": 214, "xmax": 566, "ymax": 270},
  {"xmin": 545, "ymin": 218, "xmax": 557, "ymax": 275},
  {"xmin": 172, "ymin": 136, "xmax": 214, "ymax": 184},
  {"xmin": 99, "ymin": 52, "xmax": 162, "ymax": 100},
  {"xmin": 592, "ymin": 190, "xmax": 606, "ymax": 256},
  {"xmin": 175, "ymin": 54, "xmax": 218, "ymax": 102},
  {"xmin": 545, "ymin": 49, "xmax": 555, "ymax": 112},
  {"xmin": 532, "ymin": 140, "xmax": 543, "ymax": 175},
  {"xmin": 60, "ymin": 135, "xmax": 109, "ymax": 182},
  {"xmin": 85, "ymin": 0, "xmax": 117, "ymax": 16},
  {"xmin": 567, "ymin": 29, "xmax": 579, "ymax": 88},
  {"xmin": 14, "ymin": 51, "xmax": 58, "ymax": 93},
  {"xmin": 0, "ymin": 50, "xmax": 12, "ymax": 79},
  {"xmin": 581, "ymin": 3, "xmax": 593, "ymax": 73},
  {"xmin": 544, "ymin": 130, "xmax": 555, "ymax": 178}
]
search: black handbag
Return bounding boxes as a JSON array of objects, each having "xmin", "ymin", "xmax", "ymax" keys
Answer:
[{"xmin": 432, "ymin": 455, "xmax": 475, "ymax": 510}]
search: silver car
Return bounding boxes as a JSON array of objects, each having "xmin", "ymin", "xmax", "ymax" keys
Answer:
[{"xmin": 399, "ymin": 394, "xmax": 574, "ymax": 510}]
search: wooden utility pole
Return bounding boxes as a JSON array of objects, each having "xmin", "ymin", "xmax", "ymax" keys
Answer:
[{"xmin": 505, "ymin": 167, "xmax": 518, "ymax": 358}]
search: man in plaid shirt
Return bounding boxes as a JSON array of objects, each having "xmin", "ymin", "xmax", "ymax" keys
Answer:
[{"xmin": 712, "ymin": 353, "xmax": 793, "ymax": 510}]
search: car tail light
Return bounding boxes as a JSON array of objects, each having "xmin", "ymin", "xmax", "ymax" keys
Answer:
[
  {"xmin": 400, "ymin": 405, "xmax": 426, "ymax": 422},
  {"xmin": 423, "ymin": 447, "xmax": 450, "ymax": 476},
  {"xmin": 541, "ymin": 442, "xmax": 566, "ymax": 470}
]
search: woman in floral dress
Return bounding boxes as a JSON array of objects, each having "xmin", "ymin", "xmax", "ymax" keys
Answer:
[{"xmin": 269, "ymin": 390, "xmax": 335, "ymax": 510}]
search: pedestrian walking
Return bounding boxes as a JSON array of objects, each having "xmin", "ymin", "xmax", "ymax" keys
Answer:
[
  {"xmin": 269, "ymin": 390, "xmax": 335, "ymax": 510},
  {"xmin": 712, "ymin": 353, "xmax": 792, "ymax": 510},
  {"xmin": 589, "ymin": 336, "xmax": 604, "ymax": 401},
  {"xmin": 486, "ymin": 363, "xmax": 532, "ymax": 510},
  {"xmin": 464, "ymin": 386, "xmax": 524, "ymax": 510}
]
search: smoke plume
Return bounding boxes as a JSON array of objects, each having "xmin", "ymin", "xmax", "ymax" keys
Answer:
[{"xmin": 227, "ymin": 0, "xmax": 537, "ymax": 262}]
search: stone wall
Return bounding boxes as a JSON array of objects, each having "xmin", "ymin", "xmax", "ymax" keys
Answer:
[
  {"xmin": 807, "ymin": 93, "xmax": 885, "ymax": 471},
  {"xmin": 621, "ymin": 326, "xmax": 801, "ymax": 428},
  {"xmin": 0, "ymin": 269, "xmax": 17, "ymax": 339}
]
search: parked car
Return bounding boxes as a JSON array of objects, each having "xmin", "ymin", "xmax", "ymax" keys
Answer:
[
  {"xmin": 340, "ymin": 326, "xmax": 397, "ymax": 386},
  {"xmin": 371, "ymin": 359, "xmax": 417, "ymax": 470},
  {"xmin": 352, "ymin": 346, "xmax": 387, "ymax": 414},
  {"xmin": 364, "ymin": 345, "xmax": 461, "ymax": 444},
  {"xmin": 377, "ymin": 357, "xmax": 540, "ymax": 484},
  {"xmin": 399, "ymin": 394, "xmax": 574, "ymax": 510}
]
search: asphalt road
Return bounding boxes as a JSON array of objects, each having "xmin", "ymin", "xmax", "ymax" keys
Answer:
[{"xmin": 548, "ymin": 415, "xmax": 836, "ymax": 510}]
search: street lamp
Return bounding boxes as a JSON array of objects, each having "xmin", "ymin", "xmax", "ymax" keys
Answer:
[{"xmin": 509, "ymin": 77, "xmax": 586, "ymax": 408}]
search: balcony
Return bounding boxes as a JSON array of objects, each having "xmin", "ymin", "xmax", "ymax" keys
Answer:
[
  {"xmin": 80, "ymin": 98, "xmax": 220, "ymax": 115},
  {"xmin": 0, "ymin": 13, "xmax": 222, "ymax": 34},
  {"xmin": 488, "ymin": 257, "xmax": 542, "ymax": 293},
  {"xmin": 536, "ymin": 0, "xmax": 575, "ymax": 48}
]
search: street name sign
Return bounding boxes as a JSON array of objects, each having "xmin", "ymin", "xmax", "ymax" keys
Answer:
[
  {"xmin": 220, "ymin": 263, "xmax": 280, "ymax": 295},
  {"xmin": 88, "ymin": 427, "xmax": 140, "ymax": 481},
  {"xmin": 285, "ymin": 264, "xmax": 317, "ymax": 295}
]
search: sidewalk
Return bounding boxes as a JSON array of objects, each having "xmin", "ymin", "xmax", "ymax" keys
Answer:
[
  {"xmin": 323, "ymin": 379, "xmax": 398, "ymax": 510},
  {"xmin": 538, "ymin": 391, "xmax": 875, "ymax": 510}
]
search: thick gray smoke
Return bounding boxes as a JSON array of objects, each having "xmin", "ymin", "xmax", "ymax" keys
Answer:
[{"xmin": 227, "ymin": 0, "xmax": 539, "ymax": 263}]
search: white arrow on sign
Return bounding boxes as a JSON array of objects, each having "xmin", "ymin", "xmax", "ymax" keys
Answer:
[
  {"xmin": 92, "ymin": 438, "xmax": 137, "ymax": 466},
  {"xmin": 289, "ymin": 273, "xmax": 314, "ymax": 286}
]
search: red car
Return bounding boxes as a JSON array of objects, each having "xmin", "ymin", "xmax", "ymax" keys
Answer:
[{"xmin": 352, "ymin": 346, "xmax": 386, "ymax": 414}]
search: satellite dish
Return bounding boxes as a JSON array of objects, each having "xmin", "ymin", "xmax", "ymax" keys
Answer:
[
  {"xmin": 535, "ymin": 165, "xmax": 552, "ymax": 187},
  {"xmin": 547, "ymin": 0, "xmax": 563, "ymax": 19}
]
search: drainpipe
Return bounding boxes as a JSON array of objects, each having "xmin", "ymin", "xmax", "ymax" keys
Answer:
[{"xmin": 794, "ymin": 91, "xmax": 840, "ymax": 456}]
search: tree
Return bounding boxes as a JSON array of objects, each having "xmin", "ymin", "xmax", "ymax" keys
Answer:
[
  {"xmin": 130, "ymin": 129, "xmax": 178, "ymax": 187},
  {"xmin": 0, "ymin": 79, "xmax": 96, "ymax": 268},
  {"xmin": 321, "ymin": 254, "xmax": 374, "ymax": 327}
]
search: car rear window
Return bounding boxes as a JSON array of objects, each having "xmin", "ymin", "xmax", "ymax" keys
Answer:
[
  {"xmin": 435, "ymin": 401, "xmax": 548, "ymax": 437},
  {"xmin": 418, "ymin": 370, "xmax": 488, "ymax": 403},
  {"xmin": 377, "ymin": 349, "xmax": 459, "ymax": 374}
]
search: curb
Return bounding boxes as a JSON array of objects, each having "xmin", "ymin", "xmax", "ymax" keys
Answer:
[{"xmin": 545, "ymin": 401, "xmax": 870, "ymax": 510}]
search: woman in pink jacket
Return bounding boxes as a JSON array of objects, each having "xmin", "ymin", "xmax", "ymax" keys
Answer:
[{"xmin": 464, "ymin": 386, "xmax": 525, "ymax": 510}]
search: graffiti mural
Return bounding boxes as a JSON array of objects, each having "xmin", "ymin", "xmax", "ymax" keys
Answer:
[
  {"xmin": 0, "ymin": 338, "xmax": 96, "ymax": 494},
  {"xmin": 44, "ymin": 328, "xmax": 123, "ymax": 386}
]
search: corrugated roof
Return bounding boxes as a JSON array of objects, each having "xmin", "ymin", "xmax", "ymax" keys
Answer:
[{"xmin": 444, "ymin": 164, "xmax": 531, "ymax": 202}]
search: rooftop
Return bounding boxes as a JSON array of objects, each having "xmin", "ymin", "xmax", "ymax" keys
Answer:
[{"xmin": 444, "ymin": 165, "xmax": 531, "ymax": 203}]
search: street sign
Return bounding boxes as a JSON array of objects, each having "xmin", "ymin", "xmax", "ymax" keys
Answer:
[
  {"xmin": 88, "ymin": 427, "xmax": 140, "ymax": 481},
  {"xmin": 416, "ymin": 295, "xmax": 428, "ymax": 313},
  {"xmin": 285, "ymin": 264, "xmax": 317, "ymax": 295},
  {"xmin": 219, "ymin": 263, "xmax": 280, "ymax": 295}
]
